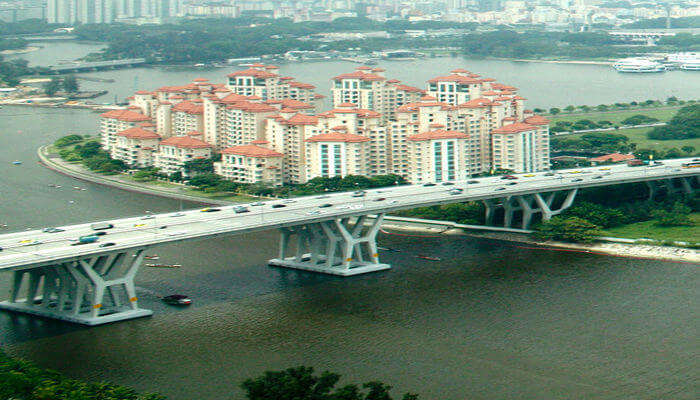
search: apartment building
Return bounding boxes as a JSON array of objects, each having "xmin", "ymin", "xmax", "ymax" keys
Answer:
[
  {"xmin": 215, "ymin": 143, "xmax": 284, "ymax": 186},
  {"xmin": 111, "ymin": 126, "xmax": 161, "ymax": 168},
  {"xmin": 226, "ymin": 64, "xmax": 316, "ymax": 102},
  {"xmin": 305, "ymin": 131, "xmax": 371, "ymax": 180},
  {"xmin": 100, "ymin": 109, "xmax": 151, "ymax": 151},
  {"xmin": 491, "ymin": 115, "xmax": 550, "ymax": 173},
  {"xmin": 154, "ymin": 135, "xmax": 212, "ymax": 176},
  {"xmin": 406, "ymin": 129, "xmax": 470, "ymax": 184}
]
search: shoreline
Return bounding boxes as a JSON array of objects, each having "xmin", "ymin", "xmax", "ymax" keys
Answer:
[
  {"xmin": 37, "ymin": 145, "xmax": 699, "ymax": 264},
  {"xmin": 0, "ymin": 46, "xmax": 40, "ymax": 55},
  {"xmin": 503, "ymin": 58, "xmax": 613, "ymax": 66}
]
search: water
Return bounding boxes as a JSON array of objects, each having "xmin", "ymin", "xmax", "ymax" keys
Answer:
[
  {"xmin": 0, "ymin": 43, "xmax": 698, "ymax": 399},
  {"xmin": 10, "ymin": 41, "xmax": 700, "ymax": 109}
]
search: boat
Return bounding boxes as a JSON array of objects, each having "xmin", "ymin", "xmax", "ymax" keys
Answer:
[
  {"xmin": 680, "ymin": 61, "xmax": 700, "ymax": 71},
  {"xmin": 378, "ymin": 246, "xmax": 401, "ymax": 252},
  {"xmin": 146, "ymin": 263, "xmax": 181, "ymax": 268},
  {"xmin": 416, "ymin": 255, "xmax": 441, "ymax": 261},
  {"xmin": 12, "ymin": 160, "xmax": 21, "ymax": 165},
  {"xmin": 144, "ymin": 255, "xmax": 160, "ymax": 260},
  {"xmin": 612, "ymin": 58, "xmax": 666, "ymax": 73},
  {"xmin": 162, "ymin": 294, "xmax": 191, "ymax": 306}
]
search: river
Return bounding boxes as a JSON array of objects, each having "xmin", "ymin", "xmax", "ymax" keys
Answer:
[{"xmin": 0, "ymin": 41, "xmax": 698, "ymax": 400}]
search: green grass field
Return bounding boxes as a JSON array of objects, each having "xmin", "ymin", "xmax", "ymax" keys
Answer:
[
  {"xmin": 610, "ymin": 127, "xmax": 700, "ymax": 152},
  {"xmin": 602, "ymin": 213, "xmax": 700, "ymax": 242},
  {"xmin": 548, "ymin": 106, "xmax": 681, "ymax": 125}
]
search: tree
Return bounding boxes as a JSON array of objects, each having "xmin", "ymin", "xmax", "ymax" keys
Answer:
[
  {"xmin": 44, "ymin": 77, "xmax": 61, "ymax": 96},
  {"xmin": 652, "ymin": 202, "xmax": 693, "ymax": 227},
  {"xmin": 54, "ymin": 134, "xmax": 83, "ymax": 147},
  {"xmin": 62, "ymin": 74, "xmax": 79, "ymax": 93},
  {"xmin": 534, "ymin": 216, "xmax": 601, "ymax": 243},
  {"xmin": 564, "ymin": 105, "xmax": 575, "ymax": 113},
  {"xmin": 188, "ymin": 173, "xmax": 222, "ymax": 189},
  {"xmin": 595, "ymin": 104, "xmax": 609, "ymax": 111},
  {"xmin": 549, "ymin": 107, "xmax": 560, "ymax": 115},
  {"xmin": 681, "ymin": 145, "xmax": 695, "ymax": 154},
  {"xmin": 183, "ymin": 157, "xmax": 215, "ymax": 174},
  {"xmin": 648, "ymin": 104, "xmax": 699, "ymax": 140},
  {"xmin": 241, "ymin": 366, "xmax": 419, "ymax": 400}
]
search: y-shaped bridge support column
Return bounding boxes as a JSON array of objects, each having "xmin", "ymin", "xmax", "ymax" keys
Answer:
[
  {"xmin": 0, "ymin": 248, "xmax": 152, "ymax": 325},
  {"xmin": 498, "ymin": 189, "xmax": 578, "ymax": 229},
  {"xmin": 269, "ymin": 214, "xmax": 390, "ymax": 276}
]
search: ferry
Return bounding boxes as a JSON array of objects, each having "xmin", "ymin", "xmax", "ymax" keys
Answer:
[
  {"xmin": 612, "ymin": 58, "xmax": 665, "ymax": 73},
  {"xmin": 680, "ymin": 61, "xmax": 700, "ymax": 71},
  {"xmin": 416, "ymin": 255, "xmax": 441, "ymax": 261},
  {"xmin": 146, "ymin": 263, "xmax": 181, "ymax": 268},
  {"xmin": 666, "ymin": 52, "xmax": 699, "ymax": 64},
  {"xmin": 162, "ymin": 294, "xmax": 192, "ymax": 306}
]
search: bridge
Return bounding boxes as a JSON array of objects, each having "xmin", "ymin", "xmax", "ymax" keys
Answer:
[
  {"xmin": 48, "ymin": 58, "xmax": 147, "ymax": 73},
  {"xmin": 0, "ymin": 159, "xmax": 698, "ymax": 325}
]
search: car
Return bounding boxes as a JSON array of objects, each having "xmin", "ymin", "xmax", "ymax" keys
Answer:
[
  {"xmin": 319, "ymin": 203, "xmax": 333, "ymax": 208},
  {"xmin": 315, "ymin": 195, "xmax": 330, "ymax": 199},
  {"xmin": 506, "ymin": 182, "xmax": 517, "ymax": 185},
  {"xmin": 495, "ymin": 187, "xmax": 506, "ymax": 191},
  {"xmin": 134, "ymin": 223, "xmax": 146, "ymax": 227},
  {"xmin": 467, "ymin": 180, "xmax": 479, "ymax": 184},
  {"xmin": 170, "ymin": 212, "xmax": 185, "ymax": 217},
  {"xmin": 523, "ymin": 174, "xmax": 535, "ymax": 177},
  {"xmin": 572, "ymin": 178, "xmax": 584, "ymax": 182},
  {"xmin": 200, "ymin": 208, "xmax": 221, "ymax": 212},
  {"xmin": 307, "ymin": 210, "xmax": 321, "ymax": 215},
  {"xmin": 233, "ymin": 206, "xmax": 249, "ymax": 214},
  {"xmin": 351, "ymin": 191, "xmax": 365, "ymax": 197},
  {"xmin": 251, "ymin": 202, "xmax": 265, "ymax": 206},
  {"xmin": 140, "ymin": 215, "xmax": 155, "ymax": 220},
  {"xmin": 158, "ymin": 225, "xmax": 168, "ymax": 229},
  {"xmin": 374, "ymin": 197, "xmax": 386, "ymax": 201},
  {"xmin": 449, "ymin": 189, "xmax": 463, "ymax": 195},
  {"xmin": 19, "ymin": 239, "xmax": 42, "ymax": 246},
  {"xmin": 569, "ymin": 170, "xmax": 583, "ymax": 174},
  {"xmin": 422, "ymin": 183, "xmax": 436, "ymax": 187},
  {"xmin": 271, "ymin": 204, "xmax": 286, "ymax": 208},
  {"xmin": 42, "ymin": 227, "xmax": 64, "ymax": 233},
  {"xmin": 389, "ymin": 200, "xmax": 399, "ymax": 205},
  {"xmin": 93, "ymin": 231, "xmax": 107, "ymax": 236},
  {"xmin": 0, "ymin": 246, "xmax": 3, "ymax": 252},
  {"xmin": 441, "ymin": 182, "xmax": 454, "ymax": 186},
  {"xmin": 592, "ymin": 175, "xmax": 603, "ymax": 179},
  {"xmin": 501, "ymin": 175, "xmax": 517, "ymax": 180},
  {"xmin": 599, "ymin": 167, "xmax": 611, "ymax": 171},
  {"xmin": 336, "ymin": 205, "xmax": 351, "ymax": 210},
  {"xmin": 99, "ymin": 242, "xmax": 116, "ymax": 248},
  {"xmin": 91, "ymin": 222, "xmax": 114, "ymax": 230},
  {"xmin": 544, "ymin": 172, "xmax": 556, "ymax": 176},
  {"xmin": 283, "ymin": 199, "xmax": 297, "ymax": 204}
]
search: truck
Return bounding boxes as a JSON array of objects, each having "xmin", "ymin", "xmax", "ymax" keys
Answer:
[{"xmin": 627, "ymin": 159, "xmax": 649, "ymax": 167}]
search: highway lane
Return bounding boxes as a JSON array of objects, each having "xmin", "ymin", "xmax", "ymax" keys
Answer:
[{"xmin": 1, "ymin": 158, "xmax": 698, "ymax": 270}]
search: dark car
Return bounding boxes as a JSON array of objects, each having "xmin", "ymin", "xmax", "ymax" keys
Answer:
[
  {"xmin": 544, "ymin": 172, "xmax": 556, "ymax": 176},
  {"xmin": 94, "ymin": 231, "xmax": 107, "ymax": 236},
  {"xmin": 42, "ymin": 227, "xmax": 65, "ymax": 233},
  {"xmin": 506, "ymin": 182, "xmax": 517, "ymax": 185},
  {"xmin": 501, "ymin": 175, "xmax": 518, "ymax": 180},
  {"xmin": 423, "ymin": 183, "xmax": 436, "ymax": 187},
  {"xmin": 374, "ymin": 197, "xmax": 386, "ymax": 202},
  {"xmin": 271, "ymin": 204, "xmax": 286, "ymax": 208},
  {"xmin": 441, "ymin": 182, "xmax": 454, "ymax": 186},
  {"xmin": 572, "ymin": 178, "xmax": 584, "ymax": 182},
  {"xmin": 467, "ymin": 180, "xmax": 479, "ymax": 184},
  {"xmin": 319, "ymin": 203, "xmax": 333, "ymax": 208},
  {"xmin": 99, "ymin": 242, "xmax": 116, "ymax": 248},
  {"xmin": 201, "ymin": 208, "xmax": 221, "ymax": 212},
  {"xmin": 495, "ymin": 187, "xmax": 506, "ymax": 191},
  {"xmin": 592, "ymin": 175, "xmax": 603, "ymax": 179},
  {"xmin": 351, "ymin": 191, "xmax": 366, "ymax": 197}
]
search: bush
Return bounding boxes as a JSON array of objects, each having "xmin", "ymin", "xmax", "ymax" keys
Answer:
[
  {"xmin": 54, "ymin": 134, "xmax": 83, "ymax": 148},
  {"xmin": 534, "ymin": 216, "xmax": 601, "ymax": 243},
  {"xmin": 621, "ymin": 114, "xmax": 659, "ymax": 125},
  {"xmin": 652, "ymin": 202, "xmax": 694, "ymax": 227},
  {"xmin": 566, "ymin": 202, "xmax": 627, "ymax": 228},
  {"xmin": 648, "ymin": 104, "xmax": 699, "ymax": 140}
]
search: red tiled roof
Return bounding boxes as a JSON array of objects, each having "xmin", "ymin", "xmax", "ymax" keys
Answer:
[
  {"xmin": 524, "ymin": 115, "xmax": 550, "ymax": 125},
  {"xmin": 100, "ymin": 109, "xmax": 151, "ymax": 122},
  {"xmin": 222, "ymin": 144, "xmax": 282, "ymax": 157},
  {"xmin": 227, "ymin": 68, "xmax": 277, "ymax": 78},
  {"xmin": 226, "ymin": 101, "xmax": 277, "ymax": 113},
  {"xmin": 159, "ymin": 136, "xmax": 212, "ymax": 149},
  {"xmin": 306, "ymin": 132, "xmax": 370, "ymax": 143},
  {"xmin": 428, "ymin": 74, "xmax": 480, "ymax": 84},
  {"xmin": 135, "ymin": 90, "xmax": 153, "ymax": 95},
  {"xmin": 458, "ymin": 98, "xmax": 498, "ymax": 108},
  {"xmin": 492, "ymin": 122, "xmax": 538, "ymax": 134},
  {"xmin": 421, "ymin": 95, "xmax": 437, "ymax": 101},
  {"xmin": 394, "ymin": 84, "xmax": 424, "ymax": 93},
  {"xmin": 251, "ymin": 140, "xmax": 269, "ymax": 145},
  {"xmin": 283, "ymin": 113, "xmax": 319, "ymax": 126},
  {"xmin": 589, "ymin": 153, "xmax": 635, "ymax": 162},
  {"xmin": 371, "ymin": 68, "xmax": 385, "ymax": 72},
  {"xmin": 278, "ymin": 99, "xmax": 314, "ymax": 109},
  {"xmin": 193, "ymin": 78, "xmax": 209, "ymax": 82},
  {"xmin": 172, "ymin": 100, "xmax": 204, "ymax": 114},
  {"xmin": 186, "ymin": 131, "xmax": 203, "ymax": 136},
  {"xmin": 337, "ymin": 102, "xmax": 357, "ymax": 108},
  {"xmin": 387, "ymin": 79, "xmax": 400, "ymax": 83},
  {"xmin": 116, "ymin": 127, "xmax": 160, "ymax": 140},
  {"xmin": 407, "ymin": 129, "xmax": 468, "ymax": 141},
  {"xmin": 333, "ymin": 71, "xmax": 385, "ymax": 81},
  {"xmin": 288, "ymin": 81, "xmax": 315, "ymax": 89}
]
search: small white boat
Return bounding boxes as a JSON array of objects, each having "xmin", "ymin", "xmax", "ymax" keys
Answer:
[{"xmin": 12, "ymin": 160, "xmax": 21, "ymax": 165}]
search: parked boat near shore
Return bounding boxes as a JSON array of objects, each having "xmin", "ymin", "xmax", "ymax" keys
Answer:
[{"xmin": 612, "ymin": 58, "xmax": 666, "ymax": 73}]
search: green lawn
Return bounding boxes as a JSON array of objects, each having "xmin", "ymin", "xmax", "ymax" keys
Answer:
[
  {"xmin": 602, "ymin": 213, "xmax": 700, "ymax": 242},
  {"xmin": 548, "ymin": 106, "xmax": 681, "ymax": 125}
]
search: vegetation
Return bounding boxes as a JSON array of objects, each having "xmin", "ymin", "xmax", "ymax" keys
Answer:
[
  {"xmin": 647, "ymin": 104, "xmax": 699, "ymax": 141},
  {"xmin": 43, "ymin": 76, "xmax": 61, "ymax": 96},
  {"xmin": 534, "ymin": 216, "xmax": 601, "ymax": 243},
  {"xmin": 62, "ymin": 74, "xmax": 79, "ymax": 93},
  {"xmin": 54, "ymin": 136, "xmax": 127, "ymax": 174},
  {"xmin": 242, "ymin": 366, "xmax": 418, "ymax": 400},
  {"xmin": 622, "ymin": 16, "xmax": 700, "ymax": 29},
  {"xmin": 0, "ymin": 56, "xmax": 39, "ymax": 86},
  {"xmin": 394, "ymin": 202, "xmax": 485, "ymax": 225},
  {"xmin": 602, "ymin": 213, "xmax": 700, "ymax": 242},
  {"xmin": 0, "ymin": 19, "xmax": 65, "ymax": 36},
  {"xmin": 551, "ymin": 131, "xmax": 635, "ymax": 154},
  {"xmin": 651, "ymin": 201, "xmax": 694, "ymax": 227},
  {"xmin": 0, "ymin": 349, "xmax": 166, "ymax": 400}
]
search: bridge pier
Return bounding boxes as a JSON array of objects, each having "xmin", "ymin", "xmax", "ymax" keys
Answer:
[
  {"xmin": 269, "ymin": 213, "xmax": 390, "ymax": 276},
  {"xmin": 0, "ymin": 248, "xmax": 152, "ymax": 325},
  {"xmin": 487, "ymin": 189, "xmax": 578, "ymax": 229}
]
